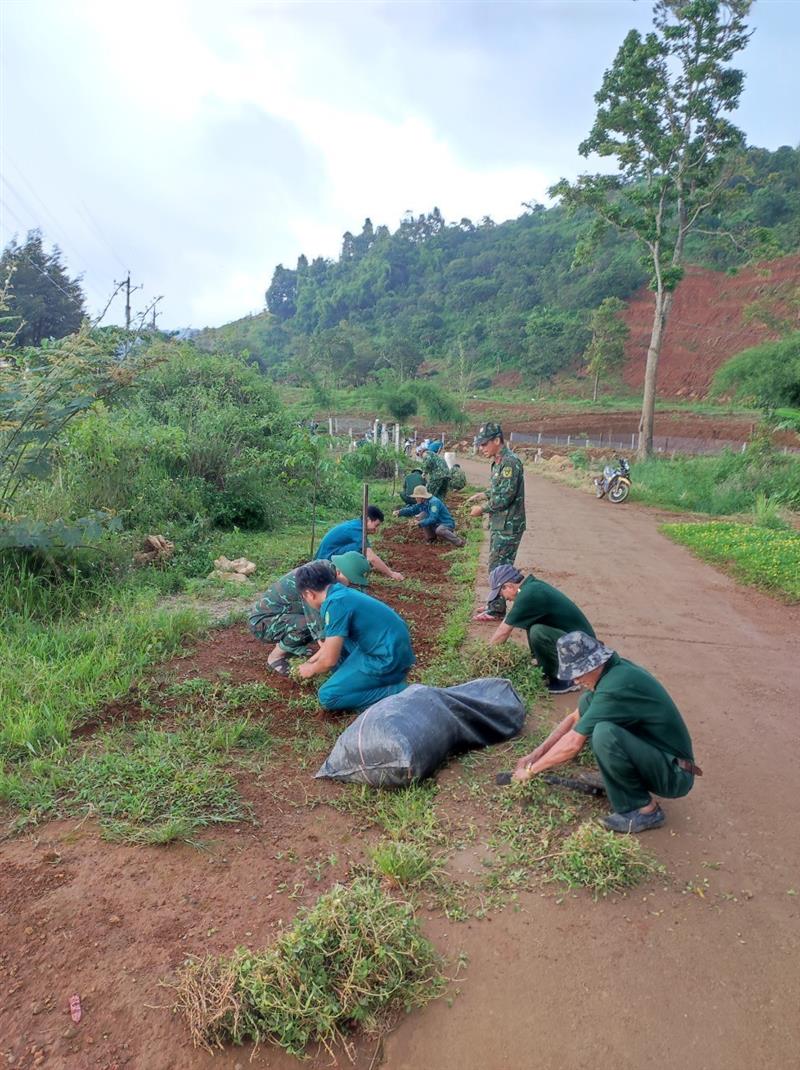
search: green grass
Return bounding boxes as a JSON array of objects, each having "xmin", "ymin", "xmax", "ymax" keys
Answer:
[
  {"xmin": 548, "ymin": 822, "xmax": 664, "ymax": 898},
  {"xmin": 173, "ymin": 877, "xmax": 445, "ymax": 1057},
  {"xmin": 1, "ymin": 716, "xmax": 274, "ymax": 842},
  {"xmin": 630, "ymin": 449, "xmax": 800, "ymax": 516},
  {"xmin": 662, "ymin": 521, "xmax": 800, "ymax": 601},
  {"xmin": 368, "ymin": 839, "xmax": 443, "ymax": 888}
]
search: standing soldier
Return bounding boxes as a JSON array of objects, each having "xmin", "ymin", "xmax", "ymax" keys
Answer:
[
  {"xmin": 422, "ymin": 443, "xmax": 451, "ymax": 500},
  {"xmin": 468, "ymin": 421, "xmax": 526, "ymax": 621}
]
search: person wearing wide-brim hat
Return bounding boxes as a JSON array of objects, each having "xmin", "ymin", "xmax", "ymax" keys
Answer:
[
  {"xmin": 393, "ymin": 485, "xmax": 466, "ymax": 547},
  {"xmin": 249, "ymin": 552, "xmax": 372, "ymax": 677},
  {"xmin": 467, "ymin": 421, "xmax": 526, "ymax": 622},
  {"xmin": 511, "ymin": 631, "xmax": 702, "ymax": 833}
]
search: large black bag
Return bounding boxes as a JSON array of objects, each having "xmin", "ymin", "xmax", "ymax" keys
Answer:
[{"xmin": 315, "ymin": 678, "xmax": 525, "ymax": 788}]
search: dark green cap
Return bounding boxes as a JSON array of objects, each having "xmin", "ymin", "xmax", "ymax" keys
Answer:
[
  {"xmin": 475, "ymin": 421, "xmax": 503, "ymax": 445},
  {"xmin": 331, "ymin": 551, "xmax": 371, "ymax": 587}
]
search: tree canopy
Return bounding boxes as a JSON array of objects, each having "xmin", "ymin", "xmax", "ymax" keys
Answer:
[{"xmin": 0, "ymin": 229, "xmax": 86, "ymax": 347}]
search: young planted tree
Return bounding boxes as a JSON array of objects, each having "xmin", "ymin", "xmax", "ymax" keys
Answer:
[
  {"xmin": 551, "ymin": 0, "xmax": 752, "ymax": 457},
  {"xmin": 585, "ymin": 297, "xmax": 630, "ymax": 401}
]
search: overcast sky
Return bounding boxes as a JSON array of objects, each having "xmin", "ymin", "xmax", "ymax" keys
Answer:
[{"xmin": 1, "ymin": 0, "xmax": 798, "ymax": 330}]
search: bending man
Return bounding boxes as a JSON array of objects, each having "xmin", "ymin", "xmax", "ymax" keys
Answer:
[
  {"xmin": 393, "ymin": 485, "xmax": 466, "ymax": 547},
  {"xmin": 487, "ymin": 565, "xmax": 594, "ymax": 694},
  {"xmin": 295, "ymin": 561, "xmax": 415, "ymax": 711},
  {"xmin": 513, "ymin": 631, "xmax": 701, "ymax": 833},
  {"xmin": 315, "ymin": 505, "xmax": 404, "ymax": 581},
  {"xmin": 248, "ymin": 552, "xmax": 371, "ymax": 676}
]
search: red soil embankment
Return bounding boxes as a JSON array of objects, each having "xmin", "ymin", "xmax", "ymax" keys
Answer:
[{"xmin": 622, "ymin": 254, "xmax": 800, "ymax": 397}]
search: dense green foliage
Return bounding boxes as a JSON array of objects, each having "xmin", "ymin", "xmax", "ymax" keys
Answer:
[
  {"xmin": 663, "ymin": 521, "xmax": 800, "ymax": 601},
  {"xmin": 0, "ymin": 229, "xmax": 86, "ymax": 346},
  {"xmin": 711, "ymin": 332, "xmax": 800, "ymax": 409},
  {"xmin": 630, "ymin": 446, "xmax": 800, "ymax": 515},
  {"xmin": 194, "ymin": 143, "xmax": 800, "ymax": 391}
]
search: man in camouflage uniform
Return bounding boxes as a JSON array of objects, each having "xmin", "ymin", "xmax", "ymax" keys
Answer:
[
  {"xmin": 248, "ymin": 552, "xmax": 371, "ymax": 675},
  {"xmin": 468, "ymin": 421, "xmax": 526, "ymax": 621},
  {"xmin": 422, "ymin": 444, "xmax": 451, "ymax": 500}
]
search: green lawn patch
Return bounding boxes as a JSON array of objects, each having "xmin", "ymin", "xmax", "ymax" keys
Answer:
[{"xmin": 662, "ymin": 521, "xmax": 800, "ymax": 601}]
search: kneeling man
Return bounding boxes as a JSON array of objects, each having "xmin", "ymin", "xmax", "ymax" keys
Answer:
[
  {"xmin": 393, "ymin": 485, "xmax": 465, "ymax": 547},
  {"xmin": 295, "ymin": 561, "xmax": 415, "ymax": 711},
  {"xmin": 487, "ymin": 565, "xmax": 595, "ymax": 694},
  {"xmin": 513, "ymin": 631, "xmax": 701, "ymax": 833}
]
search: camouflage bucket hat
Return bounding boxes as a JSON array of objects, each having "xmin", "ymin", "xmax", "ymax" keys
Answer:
[
  {"xmin": 411, "ymin": 484, "xmax": 432, "ymax": 498},
  {"xmin": 474, "ymin": 421, "xmax": 503, "ymax": 445},
  {"xmin": 331, "ymin": 551, "xmax": 371, "ymax": 587},
  {"xmin": 557, "ymin": 631, "xmax": 615, "ymax": 681}
]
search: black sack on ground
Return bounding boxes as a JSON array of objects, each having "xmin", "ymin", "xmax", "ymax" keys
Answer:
[{"xmin": 315, "ymin": 678, "xmax": 526, "ymax": 788}]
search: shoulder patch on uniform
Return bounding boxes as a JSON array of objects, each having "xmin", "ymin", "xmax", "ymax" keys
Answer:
[{"xmin": 501, "ymin": 466, "xmax": 513, "ymax": 477}]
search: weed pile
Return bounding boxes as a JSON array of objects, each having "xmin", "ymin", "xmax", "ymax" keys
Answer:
[
  {"xmin": 173, "ymin": 877, "xmax": 445, "ymax": 1057},
  {"xmin": 549, "ymin": 821, "xmax": 664, "ymax": 897}
]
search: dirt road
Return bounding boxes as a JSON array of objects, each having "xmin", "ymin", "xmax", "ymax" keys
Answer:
[{"xmin": 385, "ymin": 458, "xmax": 800, "ymax": 1070}]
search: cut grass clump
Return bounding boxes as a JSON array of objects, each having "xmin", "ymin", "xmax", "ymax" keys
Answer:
[
  {"xmin": 662, "ymin": 521, "xmax": 800, "ymax": 601},
  {"xmin": 549, "ymin": 821, "xmax": 664, "ymax": 898},
  {"xmin": 173, "ymin": 877, "xmax": 445, "ymax": 1057},
  {"xmin": 368, "ymin": 839, "xmax": 442, "ymax": 889}
]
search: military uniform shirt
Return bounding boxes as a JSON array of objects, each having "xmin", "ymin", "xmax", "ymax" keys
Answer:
[
  {"xmin": 315, "ymin": 519, "xmax": 369, "ymax": 561},
  {"xmin": 321, "ymin": 583, "xmax": 414, "ymax": 675},
  {"xmin": 422, "ymin": 453, "xmax": 451, "ymax": 496},
  {"xmin": 397, "ymin": 495, "xmax": 456, "ymax": 529},
  {"xmin": 576, "ymin": 653, "xmax": 694, "ymax": 761},
  {"xmin": 505, "ymin": 576, "xmax": 595, "ymax": 636},
  {"xmin": 486, "ymin": 446, "xmax": 525, "ymax": 532}
]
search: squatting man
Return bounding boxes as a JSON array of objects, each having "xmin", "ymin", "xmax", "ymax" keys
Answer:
[{"xmin": 512, "ymin": 631, "xmax": 702, "ymax": 834}]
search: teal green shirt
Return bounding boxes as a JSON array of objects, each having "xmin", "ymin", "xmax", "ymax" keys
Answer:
[
  {"xmin": 576, "ymin": 653, "xmax": 694, "ymax": 761},
  {"xmin": 321, "ymin": 583, "xmax": 414, "ymax": 674},
  {"xmin": 505, "ymin": 576, "xmax": 594, "ymax": 636}
]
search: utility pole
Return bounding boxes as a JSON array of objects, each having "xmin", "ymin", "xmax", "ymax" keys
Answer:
[
  {"xmin": 150, "ymin": 295, "xmax": 163, "ymax": 331},
  {"xmin": 114, "ymin": 271, "xmax": 141, "ymax": 331}
]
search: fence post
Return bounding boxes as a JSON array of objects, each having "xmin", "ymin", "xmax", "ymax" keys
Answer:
[
  {"xmin": 567, "ymin": 434, "xmax": 571, "ymax": 447},
  {"xmin": 631, "ymin": 433, "xmax": 635, "ymax": 449},
  {"xmin": 537, "ymin": 431, "xmax": 542, "ymax": 444},
  {"xmin": 585, "ymin": 437, "xmax": 590, "ymax": 448}
]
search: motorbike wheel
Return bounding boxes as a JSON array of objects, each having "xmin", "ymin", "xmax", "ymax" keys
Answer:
[{"xmin": 608, "ymin": 479, "xmax": 630, "ymax": 504}]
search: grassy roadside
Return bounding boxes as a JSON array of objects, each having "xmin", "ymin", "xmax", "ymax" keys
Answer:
[{"xmin": 662, "ymin": 522, "xmax": 800, "ymax": 601}]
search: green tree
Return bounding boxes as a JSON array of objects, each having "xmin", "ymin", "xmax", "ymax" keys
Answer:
[
  {"xmin": 584, "ymin": 297, "xmax": 630, "ymax": 400},
  {"xmin": 522, "ymin": 306, "xmax": 589, "ymax": 385},
  {"xmin": 711, "ymin": 333, "xmax": 800, "ymax": 409},
  {"xmin": 551, "ymin": 1, "xmax": 752, "ymax": 456},
  {"xmin": 0, "ymin": 230, "xmax": 86, "ymax": 346}
]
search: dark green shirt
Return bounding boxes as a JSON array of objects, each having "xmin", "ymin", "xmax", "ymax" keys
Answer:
[
  {"xmin": 576, "ymin": 653, "xmax": 694, "ymax": 761},
  {"xmin": 505, "ymin": 576, "xmax": 595, "ymax": 636},
  {"xmin": 486, "ymin": 446, "xmax": 525, "ymax": 532}
]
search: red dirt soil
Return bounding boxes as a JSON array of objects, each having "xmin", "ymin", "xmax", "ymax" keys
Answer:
[
  {"xmin": 0, "ymin": 510, "xmax": 464, "ymax": 1070},
  {"xmin": 622, "ymin": 254, "xmax": 800, "ymax": 398}
]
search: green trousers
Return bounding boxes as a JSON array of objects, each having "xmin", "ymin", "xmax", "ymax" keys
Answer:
[
  {"xmin": 486, "ymin": 529, "xmax": 524, "ymax": 616},
  {"xmin": 526, "ymin": 623, "xmax": 565, "ymax": 681},
  {"xmin": 591, "ymin": 721, "xmax": 695, "ymax": 813}
]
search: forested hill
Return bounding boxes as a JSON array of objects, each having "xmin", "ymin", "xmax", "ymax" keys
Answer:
[{"xmin": 197, "ymin": 144, "xmax": 800, "ymax": 386}]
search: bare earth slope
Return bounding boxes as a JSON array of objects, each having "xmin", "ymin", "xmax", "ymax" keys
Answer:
[
  {"xmin": 385, "ymin": 457, "xmax": 800, "ymax": 1070},
  {"xmin": 622, "ymin": 254, "xmax": 800, "ymax": 398}
]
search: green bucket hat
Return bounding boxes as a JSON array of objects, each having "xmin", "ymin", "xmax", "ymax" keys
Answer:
[
  {"xmin": 331, "ymin": 551, "xmax": 371, "ymax": 587},
  {"xmin": 475, "ymin": 421, "xmax": 503, "ymax": 445}
]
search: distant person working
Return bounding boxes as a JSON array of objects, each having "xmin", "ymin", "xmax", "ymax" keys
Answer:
[{"xmin": 315, "ymin": 505, "xmax": 404, "ymax": 581}]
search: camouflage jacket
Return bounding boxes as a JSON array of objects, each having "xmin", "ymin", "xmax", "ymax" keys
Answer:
[
  {"xmin": 422, "ymin": 453, "xmax": 450, "ymax": 495},
  {"xmin": 486, "ymin": 446, "xmax": 525, "ymax": 532},
  {"xmin": 249, "ymin": 569, "xmax": 323, "ymax": 638}
]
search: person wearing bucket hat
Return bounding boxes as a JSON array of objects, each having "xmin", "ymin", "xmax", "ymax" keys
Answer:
[
  {"xmin": 487, "ymin": 567, "xmax": 595, "ymax": 693},
  {"xmin": 511, "ymin": 631, "xmax": 701, "ymax": 833},
  {"xmin": 294, "ymin": 561, "xmax": 414, "ymax": 711},
  {"xmin": 393, "ymin": 485, "xmax": 466, "ymax": 547},
  {"xmin": 248, "ymin": 553, "xmax": 371, "ymax": 676},
  {"xmin": 467, "ymin": 422, "xmax": 526, "ymax": 622}
]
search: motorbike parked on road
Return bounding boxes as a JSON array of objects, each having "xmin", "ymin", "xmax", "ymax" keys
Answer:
[{"xmin": 594, "ymin": 457, "xmax": 631, "ymax": 504}]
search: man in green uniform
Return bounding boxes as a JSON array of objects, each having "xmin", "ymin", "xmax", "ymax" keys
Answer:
[
  {"xmin": 512, "ymin": 631, "xmax": 702, "ymax": 833},
  {"xmin": 486, "ymin": 565, "xmax": 595, "ymax": 693},
  {"xmin": 295, "ymin": 561, "xmax": 414, "ymax": 711},
  {"xmin": 422, "ymin": 445, "xmax": 451, "ymax": 500},
  {"xmin": 468, "ymin": 421, "xmax": 526, "ymax": 621},
  {"xmin": 393, "ymin": 485, "xmax": 466, "ymax": 546},
  {"xmin": 400, "ymin": 467, "xmax": 424, "ymax": 505},
  {"xmin": 249, "ymin": 552, "xmax": 371, "ymax": 676}
]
